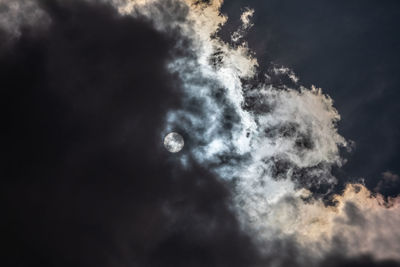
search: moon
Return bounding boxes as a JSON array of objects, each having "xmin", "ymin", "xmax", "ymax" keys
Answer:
[{"xmin": 164, "ymin": 132, "xmax": 184, "ymax": 153}]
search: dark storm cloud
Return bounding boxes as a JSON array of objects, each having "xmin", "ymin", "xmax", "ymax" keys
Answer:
[
  {"xmin": 319, "ymin": 255, "xmax": 400, "ymax": 267},
  {"xmin": 1, "ymin": 1, "xmax": 263, "ymax": 266}
]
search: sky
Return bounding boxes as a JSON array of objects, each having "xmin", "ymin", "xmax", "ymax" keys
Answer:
[
  {"xmin": 2, "ymin": 1, "xmax": 400, "ymax": 267},
  {"xmin": 220, "ymin": 0, "xmax": 400, "ymax": 195}
]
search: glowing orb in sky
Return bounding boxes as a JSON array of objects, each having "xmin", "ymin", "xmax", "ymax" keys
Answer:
[{"xmin": 164, "ymin": 132, "xmax": 184, "ymax": 153}]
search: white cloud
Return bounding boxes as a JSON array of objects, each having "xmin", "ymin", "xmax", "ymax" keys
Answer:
[{"xmin": 108, "ymin": 0, "xmax": 400, "ymax": 261}]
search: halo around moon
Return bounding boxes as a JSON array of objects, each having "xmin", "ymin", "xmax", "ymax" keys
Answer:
[{"xmin": 164, "ymin": 132, "xmax": 184, "ymax": 153}]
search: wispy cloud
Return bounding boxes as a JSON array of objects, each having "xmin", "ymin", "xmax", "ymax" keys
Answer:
[{"xmin": 106, "ymin": 0, "xmax": 400, "ymax": 264}]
